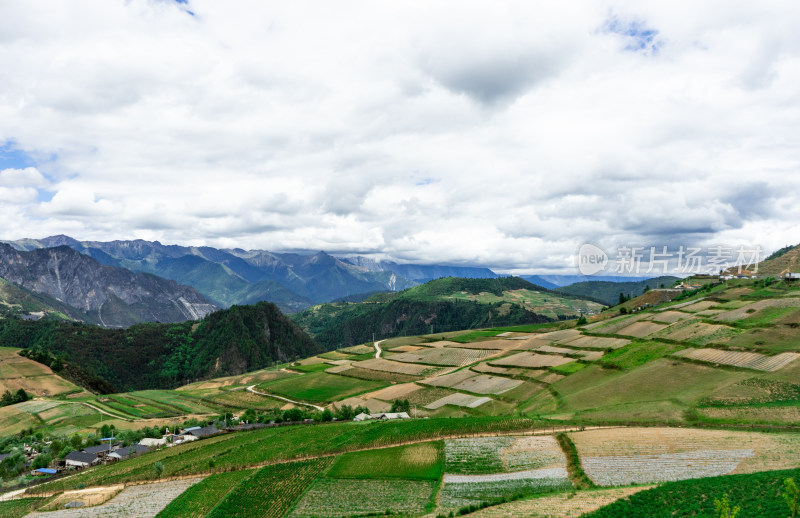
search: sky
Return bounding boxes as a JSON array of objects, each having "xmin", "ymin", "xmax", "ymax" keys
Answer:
[{"xmin": 1, "ymin": 1, "xmax": 799, "ymax": 274}]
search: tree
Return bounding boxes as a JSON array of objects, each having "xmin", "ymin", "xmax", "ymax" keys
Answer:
[
  {"xmin": 153, "ymin": 461, "xmax": 164, "ymax": 478},
  {"xmin": 283, "ymin": 408, "xmax": 304, "ymax": 422},
  {"xmin": 714, "ymin": 494, "xmax": 740, "ymax": 518},
  {"xmin": 576, "ymin": 315, "xmax": 587, "ymax": 326},
  {"xmin": 643, "ymin": 285, "xmax": 651, "ymax": 294},
  {"xmin": 391, "ymin": 399, "xmax": 411, "ymax": 413},
  {"xmin": 784, "ymin": 478, "xmax": 799, "ymax": 517}
]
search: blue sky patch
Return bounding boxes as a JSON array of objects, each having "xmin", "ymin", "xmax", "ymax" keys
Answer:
[
  {"xmin": 603, "ymin": 15, "xmax": 663, "ymax": 54},
  {"xmin": 0, "ymin": 142, "xmax": 35, "ymax": 170}
]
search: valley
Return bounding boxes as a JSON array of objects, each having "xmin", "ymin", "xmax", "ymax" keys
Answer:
[{"xmin": 1, "ymin": 264, "xmax": 800, "ymax": 516}]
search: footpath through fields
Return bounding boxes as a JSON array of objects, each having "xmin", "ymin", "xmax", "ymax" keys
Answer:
[
  {"xmin": 246, "ymin": 385, "xmax": 325, "ymax": 412},
  {"xmin": 374, "ymin": 339, "xmax": 386, "ymax": 359}
]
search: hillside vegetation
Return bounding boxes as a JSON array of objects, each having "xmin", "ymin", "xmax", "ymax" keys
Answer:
[
  {"xmin": 292, "ymin": 277, "xmax": 603, "ymax": 349},
  {"xmin": 0, "ymin": 302, "xmax": 320, "ymax": 391},
  {"xmin": 555, "ymin": 275, "xmax": 680, "ymax": 306}
]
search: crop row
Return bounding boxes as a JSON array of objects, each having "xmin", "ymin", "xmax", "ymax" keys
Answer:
[
  {"xmin": 583, "ymin": 467, "xmax": 800, "ymax": 518},
  {"xmin": 156, "ymin": 469, "xmax": 255, "ymax": 518},
  {"xmin": 207, "ymin": 458, "xmax": 332, "ymax": 518}
]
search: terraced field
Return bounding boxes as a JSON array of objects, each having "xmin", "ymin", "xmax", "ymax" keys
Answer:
[{"xmin": 673, "ymin": 348, "xmax": 800, "ymax": 371}]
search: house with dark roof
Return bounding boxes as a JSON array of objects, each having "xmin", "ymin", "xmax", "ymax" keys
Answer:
[
  {"xmin": 83, "ymin": 444, "xmax": 118, "ymax": 458},
  {"xmin": 186, "ymin": 425, "xmax": 220, "ymax": 438},
  {"xmin": 65, "ymin": 451, "xmax": 99, "ymax": 468},
  {"xmin": 109, "ymin": 444, "xmax": 149, "ymax": 461}
]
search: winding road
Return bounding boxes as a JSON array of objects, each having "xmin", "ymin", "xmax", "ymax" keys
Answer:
[
  {"xmin": 373, "ymin": 339, "xmax": 386, "ymax": 359},
  {"xmin": 246, "ymin": 385, "xmax": 324, "ymax": 412}
]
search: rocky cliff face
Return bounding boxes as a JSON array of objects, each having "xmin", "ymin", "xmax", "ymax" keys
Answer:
[{"xmin": 0, "ymin": 244, "xmax": 216, "ymax": 327}]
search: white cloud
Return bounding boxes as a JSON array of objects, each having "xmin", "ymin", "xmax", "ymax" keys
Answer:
[{"xmin": 0, "ymin": 0, "xmax": 798, "ymax": 273}]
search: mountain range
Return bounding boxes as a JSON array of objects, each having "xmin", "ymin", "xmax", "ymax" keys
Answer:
[
  {"xmin": 0, "ymin": 243, "xmax": 216, "ymax": 328},
  {"xmin": 2, "ymin": 236, "xmax": 498, "ymax": 314}
]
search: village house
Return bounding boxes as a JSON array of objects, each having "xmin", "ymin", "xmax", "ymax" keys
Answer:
[
  {"xmin": 65, "ymin": 451, "xmax": 100, "ymax": 469},
  {"xmin": 108, "ymin": 444, "xmax": 149, "ymax": 461}
]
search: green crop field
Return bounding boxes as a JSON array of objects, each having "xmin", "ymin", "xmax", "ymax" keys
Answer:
[
  {"xmin": 157, "ymin": 469, "xmax": 255, "ymax": 518},
  {"xmin": 551, "ymin": 361, "xmax": 586, "ymax": 374},
  {"xmin": 0, "ymin": 497, "xmax": 49, "ymax": 518},
  {"xmin": 288, "ymin": 478, "xmax": 436, "ymax": 518},
  {"xmin": 327, "ymin": 441, "xmax": 443, "ymax": 481},
  {"xmin": 257, "ymin": 371, "xmax": 387, "ymax": 403},
  {"xmin": 599, "ymin": 341, "xmax": 685, "ymax": 370},
  {"xmin": 439, "ymin": 477, "xmax": 573, "ymax": 511},
  {"xmin": 288, "ymin": 362, "xmax": 332, "ymax": 373},
  {"xmin": 207, "ymin": 459, "xmax": 332, "ymax": 518},
  {"xmin": 584, "ymin": 467, "xmax": 800, "ymax": 518}
]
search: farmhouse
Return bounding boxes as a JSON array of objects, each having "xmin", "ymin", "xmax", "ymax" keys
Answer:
[
  {"xmin": 84, "ymin": 443, "xmax": 118, "ymax": 458},
  {"xmin": 354, "ymin": 412, "xmax": 410, "ymax": 421},
  {"xmin": 65, "ymin": 451, "xmax": 99, "ymax": 468},
  {"xmin": 786, "ymin": 272, "xmax": 800, "ymax": 281},
  {"xmin": 139, "ymin": 437, "xmax": 167, "ymax": 448},
  {"xmin": 109, "ymin": 444, "xmax": 149, "ymax": 461},
  {"xmin": 186, "ymin": 425, "xmax": 220, "ymax": 438}
]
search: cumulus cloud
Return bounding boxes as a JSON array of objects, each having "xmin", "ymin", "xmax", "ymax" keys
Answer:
[{"xmin": 0, "ymin": 0, "xmax": 799, "ymax": 273}]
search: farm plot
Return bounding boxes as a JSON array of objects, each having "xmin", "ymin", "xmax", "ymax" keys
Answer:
[
  {"xmin": 208, "ymin": 458, "xmax": 333, "ymax": 518},
  {"xmin": 472, "ymin": 362, "xmax": 512, "ymax": 375},
  {"xmin": 713, "ymin": 297, "xmax": 800, "ymax": 322},
  {"xmin": 615, "ymin": 321, "xmax": 668, "ymax": 338},
  {"xmin": 581, "ymin": 449, "xmax": 754, "ymax": 486},
  {"xmin": 559, "ymin": 336, "xmax": 631, "ymax": 350},
  {"xmin": 426, "ymin": 392, "xmax": 493, "ymax": 409},
  {"xmin": 439, "ymin": 467, "xmax": 572, "ymax": 510},
  {"xmin": 422, "ymin": 369, "xmax": 479, "ymax": 388},
  {"xmin": 158, "ymin": 469, "xmax": 255, "ymax": 518},
  {"xmin": 569, "ymin": 427, "xmax": 800, "ymax": 481},
  {"xmin": 339, "ymin": 344, "xmax": 374, "ymax": 355},
  {"xmin": 178, "ymin": 368, "xmax": 297, "ymax": 391},
  {"xmin": 452, "ymin": 374, "xmax": 523, "ymax": 395},
  {"xmin": 672, "ymin": 348, "xmax": 800, "ymax": 371},
  {"xmin": 327, "ymin": 441, "xmax": 442, "ymax": 480},
  {"xmin": 657, "ymin": 319, "xmax": 742, "ymax": 345},
  {"xmin": 388, "ymin": 347, "xmax": 497, "ymax": 367},
  {"xmin": 325, "ymin": 364, "xmax": 352, "ymax": 374},
  {"xmin": 445, "ymin": 436, "xmax": 566, "ymax": 474},
  {"xmin": 588, "ymin": 314, "xmax": 650, "ymax": 334},
  {"xmin": 390, "ymin": 345, "xmax": 425, "ymax": 353},
  {"xmin": 492, "ymin": 352, "xmax": 575, "ymax": 368},
  {"xmin": 257, "ymin": 371, "xmax": 387, "ymax": 403},
  {"xmin": 532, "ymin": 345, "xmax": 575, "ymax": 355},
  {"xmin": 646, "ymin": 310, "xmax": 691, "ymax": 323},
  {"xmin": 680, "ymin": 300, "xmax": 720, "ymax": 313},
  {"xmin": 535, "ymin": 329, "xmax": 583, "ymax": 343},
  {"xmin": 209, "ymin": 389, "xmax": 288, "ymax": 410},
  {"xmin": 335, "ymin": 396, "xmax": 390, "ymax": 413},
  {"xmin": 287, "ymin": 479, "xmax": 435, "ymax": 518},
  {"xmin": 27, "ymin": 478, "xmax": 204, "ymax": 517},
  {"xmin": 353, "ymin": 358, "xmax": 431, "ymax": 376},
  {"xmin": 0, "ymin": 405, "xmax": 44, "ymax": 436},
  {"xmin": 467, "ymin": 486, "xmax": 653, "ymax": 518},
  {"xmin": 572, "ymin": 350, "xmax": 604, "ymax": 361},
  {"xmin": 456, "ymin": 339, "xmax": 520, "ymax": 351},
  {"xmin": 364, "ymin": 382, "xmax": 422, "ymax": 401}
]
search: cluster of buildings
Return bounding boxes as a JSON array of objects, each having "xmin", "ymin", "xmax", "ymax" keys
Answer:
[
  {"xmin": 34, "ymin": 425, "xmax": 221, "ymax": 476},
  {"xmin": 353, "ymin": 412, "xmax": 410, "ymax": 421}
]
